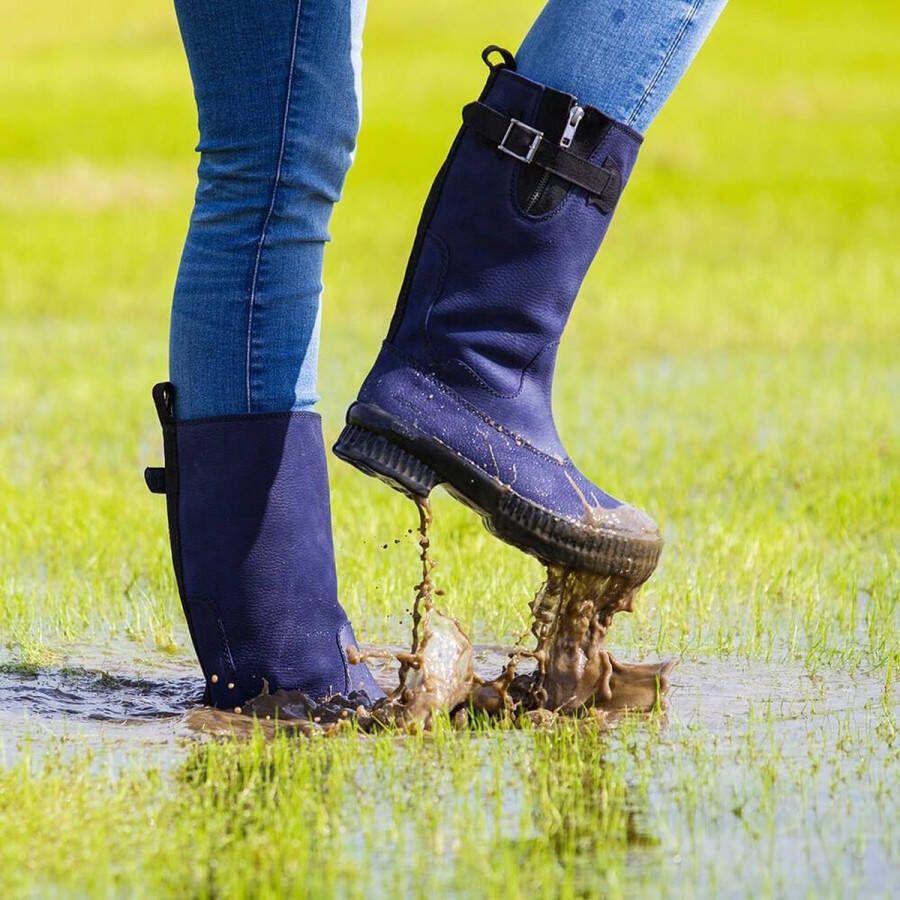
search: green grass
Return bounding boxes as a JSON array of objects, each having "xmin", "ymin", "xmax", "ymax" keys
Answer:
[{"xmin": 0, "ymin": 0, "xmax": 897, "ymax": 896}]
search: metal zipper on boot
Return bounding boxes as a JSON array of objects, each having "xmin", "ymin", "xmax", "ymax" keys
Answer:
[
  {"xmin": 560, "ymin": 104, "xmax": 585, "ymax": 148},
  {"xmin": 524, "ymin": 102, "xmax": 585, "ymax": 214},
  {"xmin": 524, "ymin": 170, "xmax": 551, "ymax": 214}
]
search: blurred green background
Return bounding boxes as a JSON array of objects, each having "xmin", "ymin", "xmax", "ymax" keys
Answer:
[
  {"xmin": 0, "ymin": 2, "xmax": 897, "ymax": 897},
  {"xmin": 0, "ymin": 0, "xmax": 896, "ymax": 665}
]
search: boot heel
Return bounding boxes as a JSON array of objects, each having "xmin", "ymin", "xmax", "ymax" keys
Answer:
[{"xmin": 333, "ymin": 423, "xmax": 442, "ymax": 498}]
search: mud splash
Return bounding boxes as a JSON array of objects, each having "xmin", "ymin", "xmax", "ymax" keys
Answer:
[
  {"xmin": 524, "ymin": 566, "xmax": 677, "ymax": 713},
  {"xmin": 355, "ymin": 497, "xmax": 475, "ymax": 728},
  {"xmin": 201, "ymin": 498, "xmax": 675, "ymax": 736}
]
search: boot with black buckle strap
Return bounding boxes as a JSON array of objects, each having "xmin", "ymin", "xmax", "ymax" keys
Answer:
[{"xmin": 334, "ymin": 46, "xmax": 662, "ymax": 586}]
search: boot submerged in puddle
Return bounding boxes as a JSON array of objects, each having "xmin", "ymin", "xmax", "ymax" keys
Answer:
[
  {"xmin": 334, "ymin": 47, "xmax": 661, "ymax": 585},
  {"xmin": 145, "ymin": 382, "xmax": 384, "ymax": 710}
]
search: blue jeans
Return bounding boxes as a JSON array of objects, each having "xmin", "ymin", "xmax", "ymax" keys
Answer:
[{"xmin": 171, "ymin": 0, "xmax": 727, "ymax": 420}]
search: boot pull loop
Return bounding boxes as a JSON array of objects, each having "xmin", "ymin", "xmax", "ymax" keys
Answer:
[
  {"xmin": 144, "ymin": 467, "xmax": 167, "ymax": 494},
  {"xmin": 152, "ymin": 381, "xmax": 176, "ymax": 426},
  {"xmin": 148, "ymin": 382, "xmax": 176, "ymax": 494},
  {"xmin": 481, "ymin": 45, "xmax": 516, "ymax": 72}
]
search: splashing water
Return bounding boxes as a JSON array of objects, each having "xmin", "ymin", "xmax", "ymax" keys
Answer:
[{"xmin": 206, "ymin": 497, "xmax": 675, "ymax": 735}]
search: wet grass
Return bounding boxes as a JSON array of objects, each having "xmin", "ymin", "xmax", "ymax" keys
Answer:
[
  {"xmin": 0, "ymin": 0, "xmax": 897, "ymax": 896},
  {"xmin": 2, "ymin": 698, "xmax": 896, "ymax": 897}
]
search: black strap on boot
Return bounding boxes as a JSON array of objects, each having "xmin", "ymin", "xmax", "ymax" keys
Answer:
[
  {"xmin": 462, "ymin": 101, "xmax": 622, "ymax": 213},
  {"xmin": 144, "ymin": 382, "xmax": 177, "ymax": 495}
]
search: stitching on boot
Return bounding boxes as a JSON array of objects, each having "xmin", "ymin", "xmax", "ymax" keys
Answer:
[
  {"xmin": 335, "ymin": 624, "xmax": 352, "ymax": 694},
  {"xmin": 435, "ymin": 338, "xmax": 558, "ymax": 402},
  {"xmin": 188, "ymin": 596, "xmax": 239, "ymax": 677},
  {"xmin": 390, "ymin": 368, "xmax": 570, "ymax": 470},
  {"xmin": 417, "ymin": 230, "xmax": 452, "ymax": 365},
  {"xmin": 177, "ymin": 411, "xmax": 322, "ymax": 428}
]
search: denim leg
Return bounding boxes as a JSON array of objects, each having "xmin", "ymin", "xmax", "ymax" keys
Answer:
[
  {"xmin": 170, "ymin": 0, "xmax": 367, "ymax": 419},
  {"xmin": 517, "ymin": 0, "xmax": 728, "ymax": 133}
]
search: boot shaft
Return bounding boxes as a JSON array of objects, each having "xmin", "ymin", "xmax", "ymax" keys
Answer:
[{"xmin": 387, "ymin": 52, "xmax": 643, "ymax": 404}]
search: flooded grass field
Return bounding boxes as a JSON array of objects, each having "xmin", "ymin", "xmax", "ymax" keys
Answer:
[
  {"xmin": 1, "ymin": 638, "xmax": 895, "ymax": 895},
  {"xmin": 1, "ymin": 0, "xmax": 897, "ymax": 896}
]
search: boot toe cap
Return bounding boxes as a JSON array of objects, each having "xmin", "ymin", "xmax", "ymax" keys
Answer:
[{"xmin": 584, "ymin": 501, "xmax": 660, "ymax": 544}]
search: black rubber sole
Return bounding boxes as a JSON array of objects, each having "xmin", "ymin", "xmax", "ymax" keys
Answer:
[{"xmin": 333, "ymin": 402, "xmax": 662, "ymax": 584}]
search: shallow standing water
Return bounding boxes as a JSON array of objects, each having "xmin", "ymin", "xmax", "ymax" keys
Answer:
[
  {"xmin": 0, "ymin": 640, "xmax": 889, "ymax": 766},
  {"xmin": 1, "ymin": 635, "xmax": 893, "ymax": 899},
  {"xmin": 2, "ymin": 635, "xmax": 894, "ymax": 895}
]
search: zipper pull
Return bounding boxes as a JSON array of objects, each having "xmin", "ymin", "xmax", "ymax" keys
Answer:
[{"xmin": 560, "ymin": 104, "xmax": 585, "ymax": 149}]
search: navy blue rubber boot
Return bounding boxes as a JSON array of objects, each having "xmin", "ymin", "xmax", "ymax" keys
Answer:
[
  {"xmin": 334, "ymin": 48, "xmax": 662, "ymax": 585},
  {"xmin": 146, "ymin": 382, "xmax": 384, "ymax": 709}
]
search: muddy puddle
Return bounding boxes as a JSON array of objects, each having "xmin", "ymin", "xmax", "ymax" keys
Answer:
[
  {"xmin": 0, "ymin": 497, "xmax": 891, "ymax": 765},
  {"xmin": 1, "ymin": 647, "xmax": 889, "ymax": 768}
]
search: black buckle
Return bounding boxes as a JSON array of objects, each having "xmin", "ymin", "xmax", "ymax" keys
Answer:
[{"xmin": 498, "ymin": 119, "xmax": 543, "ymax": 163}]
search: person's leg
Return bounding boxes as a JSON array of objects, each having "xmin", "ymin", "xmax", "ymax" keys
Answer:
[
  {"xmin": 517, "ymin": 0, "xmax": 728, "ymax": 134},
  {"xmin": 146, "ymin": 0, "xmax": 382, "ymax": 709},
  {"xmin": 170, "ymin": 0, "xmax": 367, "ymax": 419}
]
